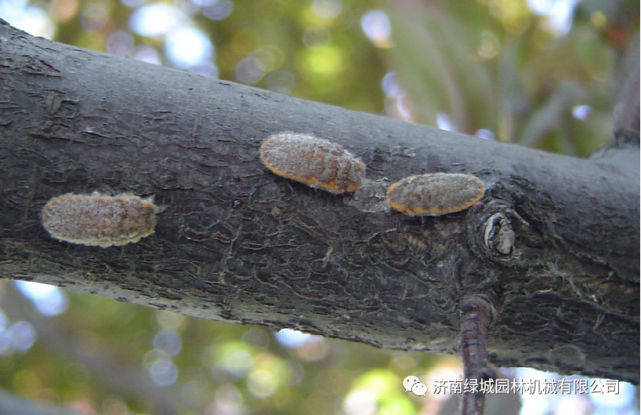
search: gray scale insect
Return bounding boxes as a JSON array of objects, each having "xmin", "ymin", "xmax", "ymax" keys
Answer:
[
  {"xmin": 41, "ymin": 193, "xmax": 158, "ymax": 247},
  {"xmin": 387, "ymin": 173, "xmax": 485, "ymax": 216},
  {"xmin": 260, "ymin": 132, "xmax": 366, "ymax": 194}
]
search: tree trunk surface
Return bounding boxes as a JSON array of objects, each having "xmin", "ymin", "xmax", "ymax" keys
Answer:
[{"xmin": 0, "ymin": 20, "xmax": 638, "ymax": 383}]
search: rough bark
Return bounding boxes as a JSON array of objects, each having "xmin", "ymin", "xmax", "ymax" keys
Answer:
[{"xmin": 0, "ymin": 20, "xmax": 638, "ymax": 384}]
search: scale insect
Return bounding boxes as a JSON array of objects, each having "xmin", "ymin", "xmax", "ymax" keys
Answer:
[
  {"xmin": 41, "ymin": 193, "xmax": 158, "ymax": 247},
  {"xmin": 387, "ymin": 173, "xmax": 485, "ymax": 216},
  {"xmin": 260, "ymin": 132, "xmax": 366, "ymax": 194}
]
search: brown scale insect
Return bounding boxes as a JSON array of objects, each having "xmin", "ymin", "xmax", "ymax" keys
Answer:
[
  {"xmin": 260, "ymin": 132, "xmax": 366, "ymax": 194},
  {"xmin": 387, "ymin": 173, "xmax": 485, "ymax": 216},
  {"xmin": 41, "ymin": 193, "xmax": 158, "ymax": 247}
]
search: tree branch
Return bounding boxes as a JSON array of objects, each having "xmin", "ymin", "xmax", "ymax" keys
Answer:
[
  {"xmin": 0, "ymin": 20, "xmax": 638, "ymax": 383},
  {"xmin": 459, "ymin": 295, "xmax": 496, "ymax": 415}
]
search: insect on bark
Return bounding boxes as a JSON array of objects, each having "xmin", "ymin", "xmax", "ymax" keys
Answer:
[
  {"xmin": 41, "ymin": 193, "xmax": 158, "ymax": 247},
  {"xmin": 260, "ymin": 133, "xmax": 366, "ymax": 194},
  {"xmin": 387, "ymin": 173, "xmax": 485, "ymax": 216}
]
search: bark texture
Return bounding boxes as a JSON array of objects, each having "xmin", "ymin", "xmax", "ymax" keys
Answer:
[{"xmin": 0, "ymin": 20, "xmax": 638, "ymax": 383}]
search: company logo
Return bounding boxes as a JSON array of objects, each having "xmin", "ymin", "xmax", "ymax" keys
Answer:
[{"xmin": 403, "ymin": 375, "xmax": 427, "ymax": 397}]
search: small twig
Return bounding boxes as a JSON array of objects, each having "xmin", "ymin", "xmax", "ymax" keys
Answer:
[{"xmin": 459, "ymin": 295, "xmax": 497, "ymax": 415}]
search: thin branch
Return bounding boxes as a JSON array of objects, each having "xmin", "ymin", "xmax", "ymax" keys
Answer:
[{"xmin": 459, "ymin": 295, "xmax": 496, "ymax": 415}]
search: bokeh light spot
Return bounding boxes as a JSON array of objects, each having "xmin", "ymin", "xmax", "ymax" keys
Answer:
[
  {"xmin": 50, "ymin": 0, "xmax": 79, "ymax": 23},
  {"xmin": 275, "ymin": 328, "xmax": 313, "ymax": 348},
  {"xmin": 572, "ymin": 104, "xmax": 591, "ymax": 120},
  {"xmin": 130, "ymin": 3, "xmax": 186, "ymax": 37},
  {"xmin": 80, "ymin": 2, "xmax": 109, "ymax": 31},
  {"xmin": 266, "ymin": 70, "xmax": 296, "ymax": 94},
  {"xmin": 235, "ymin": 56, "xmax": 265, "ymax": 84},
  {"xmin": 312, "ymin": 0, "xmax": 342, "ymax": 20},
  {"xmin": 165, "ymin": 26, "xmax": 213, "ymax": 68},
  {"xmin": 15, "ymin": 281, "xmax": 68, "ymax": 317},
  {"xmin": 437, "ymin": 112, "xmax": 457, "ymax": 132},
  {"xmin": 476, "ymin": 128, "xmax": 496, "ymax": 140},
  {"xmin": 9, "ymin": 321, "xmax": 36, "ymax": 352},
  {"xmin": 201, "ymin": 0, "xmax": 233, "ymax": 21},
  {"xmin": 478, "ymin": 31, "xmax": 500, "ymax": 59},
  {"xmin": 361, "ymin": 10, "xmax": 391, "ymax": 48},
  {"xmin": 148, "ymin": 358, "xmax": 178, "ymax": 387},
  {"xmin": 298, "ymin": 45, "xmax": 343, "ymax": 77},
  {"xmin": 1, "ymin": 4, "xmax": 54, "ymax": 38},
  {"xmin": 133, "ymin": 45, "xmax": 161, "ymax": 65},
  {"xmin": 153, "ymin": 330, "xmax": 182, "ymax": 357},
  {"xmin": 106, "ymin": 30, "xmax": 133, "ymax": 56}
]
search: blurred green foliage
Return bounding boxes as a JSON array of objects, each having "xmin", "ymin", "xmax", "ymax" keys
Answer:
[
  {"xmin": 0, "ymin": 0, "xmax": 638, "ymax": 414},
  {"xmin": 387, "ymin": 0, "xmax": 638, "ymax": 154}
]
